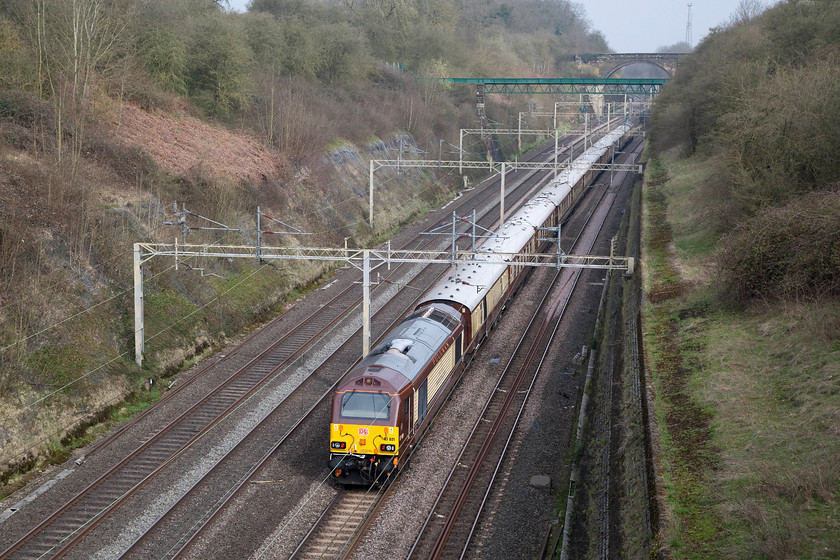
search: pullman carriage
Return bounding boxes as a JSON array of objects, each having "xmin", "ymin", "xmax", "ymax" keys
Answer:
[{"xmin": 328, "ymin": 123, "xmax": 634, "ymax": 485}]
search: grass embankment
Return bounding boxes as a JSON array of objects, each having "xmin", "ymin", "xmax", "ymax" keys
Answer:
[{"xmin": 642, "ymin": 151, "xmax": 840, "ymax": 559}]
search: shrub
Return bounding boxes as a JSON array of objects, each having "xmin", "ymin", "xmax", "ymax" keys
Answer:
[
  {"xmin": 0, "ymin": 17, "xmax": 33, "ymax": 89},
  {"xmin": 717, "ymin": 57, "xmax": 840, "ymax": 210},
  {"xmin": 186, "ymin": 17, "xmax": 254, "ymax": 117},
  {"xmin": 138, "ymin": 27, "xmax": 187, "ymax": 95},
  {"xmin": 717, "ymin": 190, "xmax": 840, "ymax": 303}
]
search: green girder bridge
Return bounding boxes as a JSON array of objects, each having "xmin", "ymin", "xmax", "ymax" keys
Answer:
[{"xmin": 441, "ymin": 77, "xmax": 667, "ymax": 95}]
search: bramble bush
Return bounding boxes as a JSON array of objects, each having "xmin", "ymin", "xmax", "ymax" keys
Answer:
[{"xmin": 717, "ymin": 189, "xmax": 840, "ymax": 303}]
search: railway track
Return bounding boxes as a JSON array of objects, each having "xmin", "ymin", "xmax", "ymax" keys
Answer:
[
  {"xmin": 0, "ymin": 281, "xmax": 376, "ymax": 560},
  {"xmin": 407, "ymin": 140, "xmax": 643, "ymax": 560},
  {"xmin": 411, "ymin": 265, "xmax": 566, "ymax": 559},
  {"xmin": 0, "ymin": 130, "xmax": 609, "ymax": 560},
  {"xmin": 115, "ymin": 139, "xmax": 594, "ymax": 560},
  {"xmin": 554, "ymin": 137, "xmax": 646, "ymax": 560},
  {"xmin": 406, "ymin": 232, "xmax": 582, "ymax": 559},
  {"xmin": 277, "ymin": 129, "xmax": 633, "ymax": 560},
  {"xmin": 291, "ymin": 490, "xmax": 381, "ymax": 559},
  {"xmin": 116, "ymin": 241, "xmax": 453, "ymax": 559}
]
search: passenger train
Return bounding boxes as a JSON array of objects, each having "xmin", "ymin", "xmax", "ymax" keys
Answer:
[{"xmin": 328, "ymin": 123, "xmax": 634, "ymax": 485}]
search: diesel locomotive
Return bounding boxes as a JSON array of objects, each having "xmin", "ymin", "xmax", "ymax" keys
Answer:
[{"xmin": 328, "ymin": 123, "xmax": 633, "ymax": 485}]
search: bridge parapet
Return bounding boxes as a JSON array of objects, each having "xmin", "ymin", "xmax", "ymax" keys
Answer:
[{"xmin": 575, "ymin": 52, "xmax": 687, "ymax": 77}]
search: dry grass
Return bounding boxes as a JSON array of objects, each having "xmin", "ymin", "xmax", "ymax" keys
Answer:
[
  {"xmin": 0, "ymin": 375, "xmax": 129, "ymax": 478},
  {"xmin": 111, "ymin": 103, "xmax": 290, "ymax": 184},
  {"xmin": 643, "ymin": 150, "xmax": 840, "ymax": 559},
  {"xmin": 698, "ymin": 302, "xmax": 840, "ymax": 559}
]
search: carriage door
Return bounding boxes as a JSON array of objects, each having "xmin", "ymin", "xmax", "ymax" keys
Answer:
[{"xmin": 417, "ymin": 380, "xmax": 428, "ymax": 424}]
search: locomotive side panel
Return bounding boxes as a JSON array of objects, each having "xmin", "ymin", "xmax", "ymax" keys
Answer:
[
  {"xmin": 413, "ymin": 380, "xmax": 427, "ymax": 427},
  {"xmin": 397, "ymin": 390, "xmax": 412, "ymax": 444}
]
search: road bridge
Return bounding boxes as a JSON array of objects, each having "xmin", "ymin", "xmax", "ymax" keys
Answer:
[{"xmin": 574, "ymin": 52, "xmax": 687, "ymax": 78}]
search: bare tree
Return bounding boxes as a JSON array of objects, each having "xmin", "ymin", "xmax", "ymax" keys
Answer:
[
  {"xmin": 732, "ymin": 0, "xmax": 765, "ymax": 24},
  {"xmin": 24, "ymin": 0, "xmax": 132, "ymax": 171}
]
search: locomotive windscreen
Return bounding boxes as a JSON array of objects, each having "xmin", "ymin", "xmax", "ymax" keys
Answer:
[
  {"xmin": 339, "ymin": 391, "xmax": 392, "ymax": 421},
  {"xmin": 404, "ymin": 306, "xmax": 459, "ymax": 330}
]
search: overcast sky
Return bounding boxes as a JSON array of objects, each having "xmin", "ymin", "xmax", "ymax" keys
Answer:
[
  {"xmin": 578, "ymin": 0, "xmax": 765, "ymax": 52},
  {"xmin": 226, "ymin": 0, "xmax": 767, "ymax": 53}
]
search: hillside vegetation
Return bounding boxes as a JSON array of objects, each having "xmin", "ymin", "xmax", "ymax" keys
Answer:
[
  {"xmin": 0, "ymin": 0, "xmax": 608, "ymax": 490},
  {"xmin": 645, "ymin": 0, "xmax": 840, "ymax": 557}
]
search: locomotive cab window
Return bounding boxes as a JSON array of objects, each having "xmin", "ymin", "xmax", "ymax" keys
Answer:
[
  {"xmin": 404, "ymin": 307, "xmax": 458, "ymax": 331},
  {"xmin": 340, "ymin": 391, "xmax": 392, "ymax": 421}
]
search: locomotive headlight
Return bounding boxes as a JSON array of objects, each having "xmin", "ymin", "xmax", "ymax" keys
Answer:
[
  {"xmin": 380, "ymin": 444, "xmax": 396, "ymax": 452},
  {"xmin": 331, "ymin": 441, "xmax": 347, "ymax": 450}
]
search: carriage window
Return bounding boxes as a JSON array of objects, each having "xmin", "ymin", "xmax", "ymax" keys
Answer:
[{"xmin": 340, "ymin": 391, "xmax": 391, "ymax": 420}]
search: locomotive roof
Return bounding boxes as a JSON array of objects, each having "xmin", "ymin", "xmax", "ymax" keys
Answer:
[
  {"xmin": 419, "ymin": 123, "xmax": 633, "ymax": 312},
  {"xmin": 344, "ymin": 306, "xmax": 457, "ymax": 392}
]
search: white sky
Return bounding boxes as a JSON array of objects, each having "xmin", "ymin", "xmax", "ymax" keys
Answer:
[
  {"xmin": 578, "ymin": 0, "xmax": 763, "ymax": 52},
  {"xmin": 226, "ymin": 0, "xmax": 766, "ymax": 53}
]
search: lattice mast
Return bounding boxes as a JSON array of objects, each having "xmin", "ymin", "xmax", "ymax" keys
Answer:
[{"xmin": 686, "ymin": 3, "xmax": 693, "ymax": 47}]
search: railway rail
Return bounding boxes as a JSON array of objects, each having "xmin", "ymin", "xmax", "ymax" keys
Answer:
[
  {"xmin": 117, "ymin": 136, "xmax": 600, "ymax": 560},
  {"xmin": 0, "ymin": 291, "xmax": 369, "ymax": 560},
  {"xmin": 290, "ymin": 489, "xmax": 382, "ymax": 559},
  {"xmin": 277, "ymin": 130, "xmax": 640, "ymax": 560},
  {"xmin": 408, "ymin": 137, "xmax": 644, "ymax": 560}
]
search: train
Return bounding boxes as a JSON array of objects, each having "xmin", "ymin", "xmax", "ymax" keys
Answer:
[{"xmin": 328, "ymin": 123, "xmax": 634, "ymax": 485}]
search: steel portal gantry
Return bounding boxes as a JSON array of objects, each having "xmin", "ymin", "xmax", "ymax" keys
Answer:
[
  {"xmin": 133, "ymin": 241, "xmax": 634, "ymax": 366},
  {"xmin": 368, "ymin": 157, "xmax": 641, "ymax": 229}
]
